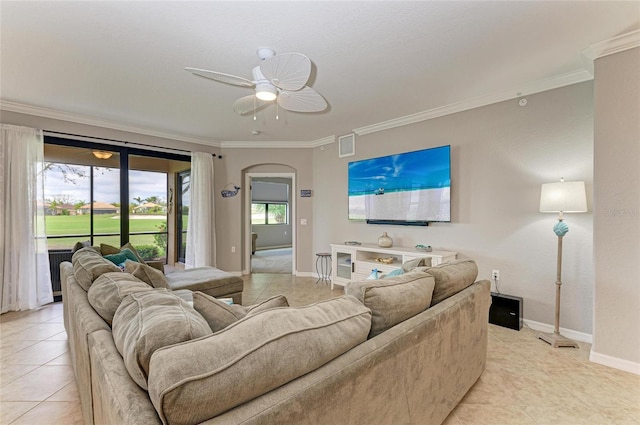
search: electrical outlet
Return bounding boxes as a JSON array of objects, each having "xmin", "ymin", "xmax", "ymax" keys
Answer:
[
  {"xmin": 492, "ymin": 270, "xmax": 500, "ymax": 281},
  {"xmin": 231, "ymin": 246, "xmax": 236, "ymax": 253}
]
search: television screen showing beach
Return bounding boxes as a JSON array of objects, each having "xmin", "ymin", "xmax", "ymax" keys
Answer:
[{"xmin": 348, "ymin": 145, "xmax": 450, "ymax": 222}]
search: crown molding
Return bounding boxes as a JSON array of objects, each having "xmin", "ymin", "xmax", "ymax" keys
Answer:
[
  {"xmin": 582, "ymin": 29, "xmax": 640, "ymax": 61},
  {"xmin": 219, "ymin": 139, "xmax": 320, "ymax": 149},
  {"xmin": 0, "ymin": 99, "xmax": 221, "ymax": 147},
  {"xmin": 353, "ymin": 69, "xmax": 593, "ymax": 136},
  {"xmin": 307, "ymin": 135, "xmax": 336, "ymax": 148},
  {"xmin": 218, "ymin": 135, "xmax": 335, "ymax": 149}
]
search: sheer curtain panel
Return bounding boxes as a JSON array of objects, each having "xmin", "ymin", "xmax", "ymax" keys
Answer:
[
  {"xmin": 0, "ymin": 124, "xmax": 53, "ymax": 313},
  {"xmin": 185, "ymin": 152, "xmax": 217, "ymax": 268}
]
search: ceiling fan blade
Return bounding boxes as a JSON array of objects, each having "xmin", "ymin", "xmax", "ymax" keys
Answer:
[
  {"xmin": 260, "ymin": 53, "xmax": 311, "ymax": 91},
  {"xmin": 277, "ymin": 86, "xmax": 327, "ymax": 113},
  {"xmin": 233, "ymin": 95, "xmax": 269, "ymax": 115},
  {"xmin": 185, "ymin": 67, "xmax": 254, "ymax": 87}
]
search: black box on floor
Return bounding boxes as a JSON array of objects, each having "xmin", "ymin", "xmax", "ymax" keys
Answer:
[{"xmin": 489, "ymin": 292, "xmax": 523, "ymax": 330}]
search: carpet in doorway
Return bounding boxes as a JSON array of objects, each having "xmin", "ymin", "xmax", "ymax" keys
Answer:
[{"xmin": 251, "ymin": 248, "xmax": 292, "ymax": 273}]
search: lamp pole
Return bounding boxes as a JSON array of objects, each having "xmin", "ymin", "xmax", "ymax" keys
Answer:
[{"xmin": 538, "ymin": 213, "xmax": 579, "ymax": 348}]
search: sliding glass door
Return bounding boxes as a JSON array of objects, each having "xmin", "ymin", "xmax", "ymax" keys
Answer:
[
  {"xmin": 43, "ymin": 144, "xmax": 121, "ymax": 249},
  {"xmin": 44, "ymin": 137, "xmax": 190, "ymax": 264}
]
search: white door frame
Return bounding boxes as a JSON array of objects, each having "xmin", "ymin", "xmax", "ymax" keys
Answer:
[{"xmin": 244, "ymin": 172, "xmax": 296, "ymax": 275}]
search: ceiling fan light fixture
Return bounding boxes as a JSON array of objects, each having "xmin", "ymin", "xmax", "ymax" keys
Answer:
[
  {"xmin": 255, "ymin": 83, "xmax": 277, "ymax": 101},
  {"xmin": 92, "ymin": 150, "xmax": 113, "ymax": 159}
]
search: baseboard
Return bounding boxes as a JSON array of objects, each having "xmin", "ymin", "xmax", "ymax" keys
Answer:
[
  {"xmin": 295, "ymin": 271, "xmax": 315, "ymax": 278},
  {"xmin": 589, "ymin": 351, "xmax": 640, "ymax": 375},
  {"xmin": 523, "ymin": 319, "xmax": 593, "ymax": 344}
]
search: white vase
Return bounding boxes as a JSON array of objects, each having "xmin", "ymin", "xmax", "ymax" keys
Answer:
[{"xmin": 378, "ymin": 232, "xmax": 393, "ymax": 248}]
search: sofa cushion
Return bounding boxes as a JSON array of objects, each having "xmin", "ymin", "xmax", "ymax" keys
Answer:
[
  {"xmin": 112, "ymin": 290, "xmax": 211, "ymax": 390},
  {"xmin": 72, "ymin": 247, "xmax": 121, "ymax": 291},
  {"xmin": 103, "ymin": 248, "xmax": 139, "ymax": 267},
  {"xmin": 164, "ymin": 267, "xmax": 243, "ymax": 298},
  {"xmin": 192, "ymin": 292, "xmax": 289, "ymax": 332},
  {"xmin": 148, "ymin": 296, "xmax": 371, "ymax": 425},
  {"xmin": 124, "ymin": 260, "xmax": 169, "ymax": 289},
  {"xmin": 425, "ymin": 259, "xmax": 478, "ymax": 306},
  {"xmin": 87, "ymin": 272, "xmax": 152, "ymax": 325},
  {"xmin": 346, "ymin": 270, "xmax": 435, "ymax": 337}
]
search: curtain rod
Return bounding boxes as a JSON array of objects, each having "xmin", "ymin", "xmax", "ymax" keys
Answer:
[{"xmin": 43, "ymin": 130, "xmax": 223, "ymax": 158}]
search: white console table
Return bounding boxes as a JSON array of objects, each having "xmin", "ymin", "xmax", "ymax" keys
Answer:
[{"xmin": 330, "ymin": 243, "xmax": 457, "ymax": 290}]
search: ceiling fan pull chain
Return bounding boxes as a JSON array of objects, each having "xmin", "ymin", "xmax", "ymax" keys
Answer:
[
  {"xmin": 276, "ymin": 101, "xmax": 279, "ymax": 120},
  {"xmin": 253, "ymin": 96, "xmax": 257, "ymax": 121}
]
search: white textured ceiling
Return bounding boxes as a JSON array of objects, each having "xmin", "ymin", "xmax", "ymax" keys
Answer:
[{"xmin": 1, "ymin": 1, "xmax": 639, "ymax": 147}]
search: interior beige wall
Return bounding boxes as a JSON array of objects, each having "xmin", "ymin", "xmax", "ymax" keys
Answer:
[
  {"xmin": 214, "ymin": 148, "xmax": 314, "ymax": 274},
  {"xmin": 592, "ymin": 47, "xmax": 640, "ymax": 368},
  {"xmin": 313, "ymin": 82, "xmax": 595, "ymax": 334}
]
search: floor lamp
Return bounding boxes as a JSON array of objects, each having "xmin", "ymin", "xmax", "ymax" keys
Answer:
[{"xmin": 538, "ymin": 179, "xmax": 587, "ymax": 348}]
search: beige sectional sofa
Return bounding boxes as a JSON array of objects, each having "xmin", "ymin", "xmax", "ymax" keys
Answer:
[{"xmin": 62, "ymin": 249, "xmax": 491, "ymax": 425}]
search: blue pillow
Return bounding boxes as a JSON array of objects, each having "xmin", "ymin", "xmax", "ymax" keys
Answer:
[
  {"xmin": 383, "ymin": 269, "xmax": 405, "ymax": 279},
  {"xmin": 103, "ymin": 248, "xmax": 139, "ymax": 267}
]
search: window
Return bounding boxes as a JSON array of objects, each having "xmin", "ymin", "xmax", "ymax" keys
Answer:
[
  {"xmin": 251, "ymin": 202, "xmax": 288, "ymax": 225},
  {"xmin": 44, "ymin": 138, "xmax": 190, "ymax": 264},
  {"xmin": 43, "ymin": 152, "xmax": 121, "ymax": 250}
]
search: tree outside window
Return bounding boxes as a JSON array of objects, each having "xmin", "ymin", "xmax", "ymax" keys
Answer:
[{"xmin": 251, "ymin": 203, "xmax": 288, "ymax": 225}]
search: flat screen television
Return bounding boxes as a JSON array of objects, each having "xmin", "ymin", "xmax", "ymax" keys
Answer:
[{"xmin": 348, "ymin": 145, "xmax": 451, "ymax": 225}]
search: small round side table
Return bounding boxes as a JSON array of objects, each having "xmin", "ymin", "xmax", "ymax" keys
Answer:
[{"xmin": 315, "ymin": 253, "xmax": 332, "ymax": 285}]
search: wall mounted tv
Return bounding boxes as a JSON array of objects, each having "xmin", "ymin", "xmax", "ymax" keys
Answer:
[{"xmin": 348, "ymin": 145, "xmax": 451, "ymax": 225}]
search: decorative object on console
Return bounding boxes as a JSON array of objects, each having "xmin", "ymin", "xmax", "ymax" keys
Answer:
[
  {"xmin": 221, "ymin": 184, "xmax": 241, "ymax": 198},
  {"xmin": 374, "ymin": 256, "xmax": 396, "ymax": 264},
  {"xmin": 415, "ymin": 244, "xmax": 432, "ymax": 252},
  {"xmin": 366, "ymin": 268, "xmax": 380, "ymax": 280},
  {"xmin": 538, "ymin": 178, "xmax": 587, "ymax": 348},
  {"xmin": 344, "ymin": 241, "xmax": 361, "ymax": 246},
  {"xmin": 377, "ymin": 232, "xmax": 393, "ymax": 247}
]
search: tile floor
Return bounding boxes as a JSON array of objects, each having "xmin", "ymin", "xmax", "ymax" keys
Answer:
[{"xmin": 1, "ymin": 274, "xmax": 639, "ymax": 425}]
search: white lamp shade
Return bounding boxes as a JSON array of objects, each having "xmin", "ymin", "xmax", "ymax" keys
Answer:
[{"xmin": 539, "ymin": 181, "xmax": 587, "ymax": 213}]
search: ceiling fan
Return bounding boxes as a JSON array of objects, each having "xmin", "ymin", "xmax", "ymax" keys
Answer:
[{"xmin": 185, "ymin": 48, "xmax": 327, "ymax": 116}]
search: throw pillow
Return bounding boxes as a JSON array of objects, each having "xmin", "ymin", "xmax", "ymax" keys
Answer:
[
  {"xmin": 121, "ymin": 242, "xmax": 147, "ymax": 263},
  {"xmin": 124, "ymin": 260, "xmax": 170, "ymax": 289},
  {"xmin": 71, "ymin": 247, "xmax": 122, "ymax": 291},
  {"xmin": 384, "ymin": 268, "xmax": 404, "ymax": 278},
  {"xmin": 100, "ymin": 243, "xmax": 121, "ymax": 256},
  {"xmin": 101, "ymin": 242, "xmax": 146, "ymax": 263},
  {"xmin": 112, "ymin": 290, "xmax": 211, "ymax": 390},
  {"xmin": 103, "ymin": 248, "xmax": 139, "ymax": 267},
  {"xmin": 192, "ymin": 292, "xmax": 289, "ymax": 332},
  {"xmin": 346, "ymin": 270, "xmax": 435, "ymax": 338},
  {"xmin": 424, "ymin": 259, "xmax": 478, "ymax": 306},
  {"xmin": 401, "ymin": 257, "xmax": 432, "ymax": 272},
  {"xmin": 87, "ymin": 272, "xmax": 152, "ymax": 325},
  {"xmin": 148, "ymin": 295, "xmax": 371, "ymax": 425},
  {"xmin": 72, "ymin": 240, "xmax": 91, "ymax": 253}
]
